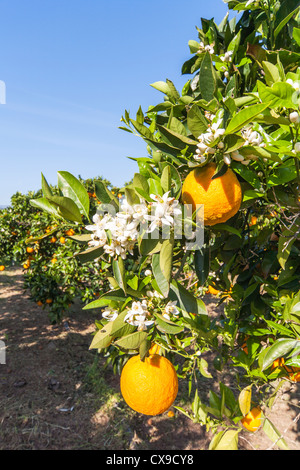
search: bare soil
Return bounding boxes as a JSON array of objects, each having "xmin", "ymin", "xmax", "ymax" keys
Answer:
[{"xmin": 0, "ymin": 267, "xmax": 299, "ymax": 450}]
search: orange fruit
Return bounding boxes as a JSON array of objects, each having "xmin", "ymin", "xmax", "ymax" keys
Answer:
[
  {"xmin": 148, "ymin": 343, "xmax": 161, "ymax": 355},
  {"xmin": 65, "ymin": 229, "xmax": 75, "ymax": 236},
  {"xmin": 26, "ymin": 246, "xmax": 34, "ymax": 253},
  {"xmin": 23, "ymin": 262, "xmax": 30, "ymax": 269},
  {"xmin": 45, "ymin": 298, "xmax": 53, "ymax": 304},
  {"xmin": 167, "ymin": 410, "xmax": 175, "ymax": 418},
  {"xmin": 289, "ymin": 370, "xmax": 300, "ymax": 382},
  {"xmin": 241, "ymin": 407, "xmax": 263, "ymax": 432},
  {"xmin": 271, "ymin": 357, "xmax": 285, "ymax": 371},
  {"xmin": 181, "ymin": 162, "xmax": 242, "ymax": 226},
  {"xmin": 37, "ymin": 301, "xmax": 43, "ymax": 306},
  {"xmin": 120, "ymin": 353, "xmax": 178, "ymax": 416},
  {"xmin": 0, "ymin": 265, "xmax": 5, "ymax": 271},
  {"xmin": 60, "ymin": 237, "xmax": 66, "ymax": 244},
  {"xmin": 207, "ymin": 285, "xmax": 219, "ymax": 295},
  {"xmin": 50, "ymin": 236, "xmax": 57, "ymax": 243},
  {"xmin": 51, "ymin": 258, "xmax": 57, "ymax": 264},
  {"xmin": 250, "ymin": 216, "xmax": 257, "ymax": 226}
]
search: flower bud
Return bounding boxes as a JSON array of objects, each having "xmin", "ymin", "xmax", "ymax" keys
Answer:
[
  {"xmin": 231, "ymin": 150, "xmax": 244, "ymax": 162},
  {"xmin": 295, "ymin": 142, "xmax": 300, "ymax": 153},
  {"xmin": 289, "ymin": 111, "xmax": 300, "ymax": 124},
  {"xmin": 223, "ymin": 154, "xmax": 231, "ymax": 165}
]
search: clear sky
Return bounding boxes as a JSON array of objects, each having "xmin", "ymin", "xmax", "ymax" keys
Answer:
[{"xmin": 0, "ymin": 0, "xmax": 232, "ymax": 206}]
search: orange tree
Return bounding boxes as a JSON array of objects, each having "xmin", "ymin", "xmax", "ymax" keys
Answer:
[
  {"xmin": 0, "ymin": 176, "xmax": 119, "ymax": 323},
  {"xmin": 30, "ymin": 0, "xmax": 300, "ymax": 448}
]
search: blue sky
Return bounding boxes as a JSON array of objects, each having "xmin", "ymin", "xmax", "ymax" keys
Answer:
[{"xmin": 0, "ymin": 0, "xmax": 232, "ymax": 206}]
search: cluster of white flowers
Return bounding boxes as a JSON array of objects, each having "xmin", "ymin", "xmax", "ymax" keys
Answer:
[
  {"xmin": 124, "ymin": 300, "xmax": 154, "ymax": 331},
  {"xmin": 145, "ymin": 192, "xmax": 182, "ymax": 233},
  {"xmin": 197, "ymin": 41, "xmax": 214, "ymax": 55},
  {"xmin": 102, "ymin": 307, "xmax": 119, "ymax": 322},
  {"xmin": 220, "ymin": 50, "xmax": 233, "ymax": 63},
  {"xmin": 162, "ymin": 301, "xmax": 180, "ymax": 320},
  {"xmin": 86, "ymin": 192, "xmax": 181, "ymax": 259},
  {"xmin": 223, "ymin": 126, "xmax": 265, "ymax": 166},
  {"xmin": 194, "ymin": 117, "xmax": 225, "ymax": 163},
  {"xmin": 85, "ymin": 204, "xmax": 140, "ymax": 260},
  {"xmin": 101, "ymin": 297, "xmax": 181, "ymax": 333}
]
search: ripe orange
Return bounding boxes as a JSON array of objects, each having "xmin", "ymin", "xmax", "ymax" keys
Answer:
[
  {"xmin": 207, "ymin": 285, "xmax": 219, "ymax": 295},
  {"xmin": 120, "ymin": 353, "xmax": 178, "ymax": 416},
  {"xmin": 250, "ymin": 215, "xmax": 257, "ymax": 226},
  {"xmin": 37, "ymin": 301, "xmax": 43, "ymax": 306},
  {"xmin": 241, "ymin": 407, "xmax": 262, "ymax": 432},
  {"xmin": 23, "ymin": 262, "xmax": 30, "ymax": 269},
  {"xmin": 60, "ymin": 237, "xmax": 66, "ymax": 244},
  {"xmin": 65, "ymin": 229, "xmax": 75, "ymax": 236},
  {"xmin": 181, "ymin": 162, "xmax": 242, "ymax": 226},
  {"xmin": 26, "ymin": 246, "xmax": 34, "ymax": 254},
  {"xmin": 0, "ymin": 265, "xmax": 5, "ymax": 271},
  {"xmin": 50, "ymin": 236, "xmax": 57, "ymax": 243},
  {"xmin": 45, "ymin": 298, "xmax": 53, "ymax": 304},
  {"xmin": 51, "ymin": 258, "xmax": 57, "ymax": 264},
  {"xmin": 271, "ymin": 357, "xmax": 300, "ymax": 381}
]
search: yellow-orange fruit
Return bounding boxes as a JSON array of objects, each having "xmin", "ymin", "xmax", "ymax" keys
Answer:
[
  {"xmin": 241, "ymin": 407, "xmax": 262, "ymax": 432},
  {"xmin": 120, "ymin": 354, "xmax": 178, "ymax": 416},
  {"xmin": 207, "ymin": 285, "xmax": 219, "ymax": 295},
  {"xmin": 181, "ymin": 163, "xmax": 242, "ymax": 226}
]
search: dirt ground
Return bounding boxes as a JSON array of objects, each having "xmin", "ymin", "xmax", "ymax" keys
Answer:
[{"xmin": 0, "ymin": 267, "xmax": 300, "ymax": 451}]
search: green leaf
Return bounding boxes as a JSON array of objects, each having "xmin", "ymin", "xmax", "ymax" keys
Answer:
[
  {"xmin": 57, "ymin": 171, "xmax": 90, "ymax": 220},
  {"xmin": 138, "ymin": 232, "xmax": 164, "ymax": 256},
  {"xmin": 76, "ymin": 245, "xmax": 104, "ymax": 263},
  {"xmin": 112, "ymin": 257, "xmax": 127, "ymax": 295},
  {"xmin": 277, "ymin": 225, "xmax": 298, "ymax": 269},
  {"xmin": 47, "ymin": 195, "xmax": 83, "ymax": 223},
  {"xmin": 94, "ymin": 180, "xmax": 114, "ymax": 204},
  {"xmin": 161, "ymin": 164, "xmax": 171, "ymax": 193},
  {"xmin": 194, "ymin": 248, "xmax": 210, "ymax": 286},
  {"xmin": 155, "ymin": 314, "xmax": 184, "ymax": 334},
  {"xmin": 89, "ymin": 322, "xmax": 114, "ymax": 350},
  {"xmin": 30, "ymin": 197, "xmax": 60, "ymax": 217},
  {"xmin": 159, "ymin": 235, "xmax": 174, "ymax": 284},
  {"xmin": 257, "ymin": 81, "xmax": 296, "ymax": 110},
  {"xmin": 209, "ymin": 430, "xmax": 239, "ymax": 450},
  {"xmin": 262, "ymin": 61, "xmax": 281, "ymax": 86},
  {"xmin": 199, "ymin": 52, "xmax": 216, "ymax": 102},
  {"xmin": 274, "ymin": 5, "xmax": 300, "ymax": 39},
  {"xmin": 262, "ymin": 418, "xmax": 289, "ymax": 450},
  {"xmin": 159, "ymin": 162, "xmax": 182, "ymax": 198},
  {"xmin": 114, "ymin": 331, "xmax": 149, "ymax": 350},
  {"xmin": 293, "ymin": 27, "xmax": 300, "ymax": 47},
  {"xmin": 69, "ymin": 233, "xmax": 92, "ymax": 243},
  {"xmin": 156, "ymin": 123, "xmax": 198, "ymax": 150},
  {"xmin": 169, "ymin": 279, "xmax": 207, "ymax": 316},
  {"xmin": 225, "ymin": 102, "xmax": 271, "ymax": 135},
  {"xmin": 83, "ymin": 289, "xmax": 128, "ymax": 309},
  {"xmin": 133, "ymin": 173, "xmax": 149, "ymax": 196},
  {"xmin": 130, "ymin": 118, "xmax": 153, "ymax": 140},
  {"xmin": 262, "ymin": 338, "xmax": 299, "ymax": 371},
  {"xmin": 187, "ymin": 104, "xmax": 208, "ymax": 139},
  {"xmin": 41, "ymin": 173, "xmax": 53, "ymax": 198},
  {"xmin": 152, "ymin": 252, "xmax": 170, "ymax": 298}
]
